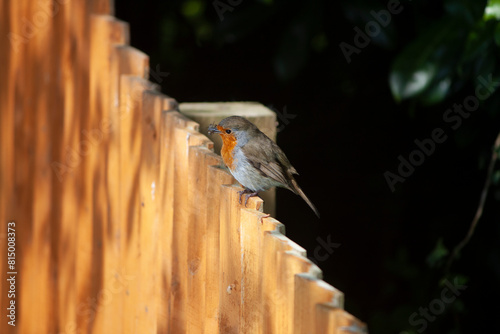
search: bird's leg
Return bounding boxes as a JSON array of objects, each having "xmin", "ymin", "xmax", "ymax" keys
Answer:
[
  {"xmin": 244, "ymin": 191, "xmax": 259, "ymax": 206},
  {"xmin": 238, "ymin": 188, "xmax": 259, "ymax": 206},
  {"xmin": 237, "ymin": 188, "xmax": 252, "ymax": 204}
]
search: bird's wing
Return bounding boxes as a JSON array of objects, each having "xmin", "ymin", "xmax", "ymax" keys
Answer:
[
  {"xmin": 241, "ymin": 134, "xmax": 295, "ymax": 190},
  {"xmin": 241, "ymin": 133, "xmax": 320, "ymax": 218}
]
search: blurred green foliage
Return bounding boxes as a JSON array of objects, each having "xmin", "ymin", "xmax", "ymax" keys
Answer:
[
  {"xmin": 387, "ymin": 1, "xmax": 500, "ymax": 333},
  {"xmin": 390, "ymin": 0, "xmax": 500, "ymax": 105}
]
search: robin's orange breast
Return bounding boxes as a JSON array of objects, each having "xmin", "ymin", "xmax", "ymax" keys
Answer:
[{"xmin": 220, "ymin": 133, "xmax": 237, "ymax": 171}]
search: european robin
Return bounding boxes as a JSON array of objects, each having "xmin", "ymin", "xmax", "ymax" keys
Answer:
[{"xmin": 208, "ymin": 116, "xmax": 320, "ymax": 217}]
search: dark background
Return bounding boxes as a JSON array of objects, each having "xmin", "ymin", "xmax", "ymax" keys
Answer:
[{"xmin": 115, "ymin": 0, "xmax": 500, "ymax": 333}]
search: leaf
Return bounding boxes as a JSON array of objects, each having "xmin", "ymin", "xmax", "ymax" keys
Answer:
[
  {"xmin": 390, "ymin": 17, "xmax": 468, "ymax": 103},
  {"xmin": 484, "ymin": 0, "xmax": 500, "ymax": 20},
  {"xmin": 418, "ymin": 76, "xmax": 452, "ymax": 105}
]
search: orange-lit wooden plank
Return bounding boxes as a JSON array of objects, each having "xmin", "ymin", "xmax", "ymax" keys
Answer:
[
  {"xmin": 261, "ymin": 228, "xmax": 290, "ymax": 334},
  {"xmin": 54, "ymin": 4, "xmax": 118, "ymax": 334},
  {"xmin": 111, "ymin": 46, "xmax": 149, "ymax": 101},
  {"xmin": 0, "ymin": 1, "xmax": 18, "ymax": 333},
  {"xmin": 280, "ymin": 251, "xmax": 315, "ymax": 332},
  {"xmin": 91, "ymin": 0, "xmax": 114, "ymax": 15},
  {"xmin": 186, "ymin": 144, "xmax": 219, "ymax": 333},
  {"xmin": 52, "ymin": 1, "xmax": 81, "ymax": 332},
  {"xmin": 253, "ymin": 216, "xmax": 283, "ymax": 332},
  {"xmin": 239, "ymin": 208, "xmax": 278, "ymax": 334},
  {"xmin": 156, "ymin": 110, "xmax": 194, "ymax": 331},
  {"xmin": 106, "ymin": 43, "xmax": 149, "ymax": 334},
  {"xmin": 157, "ymin": 111, "xmax": 178, "ymax": 332},
  {"xmin": 109, "ymin": 44, "xmax": 148, "ymax": 334},
  {"xmin": 316, "ymin": 304, "xmax": 337, "ymax": 334},
  {"xmin": 138, "ymin": 89, "xmax": 168, "ymax": 332},
  {"xmin": 171, "ymin": 125, "xmax": 207, "ymax": 333},
  {"xmin": 152, "ymin": 103, "xmax": 177, "ymax": 333},
  {"xmin": 119, "ymin": 75, "xmax": 156, "ymax": 333},
  {"xmin": 315, "ymin": 304, "xmax": 367, "ymax": 334},
  {"xmin": 218, "ymin": 184, "xmax": 246, "ymax": 333},
  {"xmin": 294, "ymin": 273, "xmax": 344, "ymax": 334},
  {"xmin": 70, "ymin": 2, "xmax": 95, "ymax": 333},
  {"xmin": 88, "ymin": 14, "xmax": 129, "ymax": 334},
  {"xmin": 14, "ymin": 1, "xmax": 55, "ymax": 332},
  {"xmin": 205, "ymin": 164, "xmax": 234, "ymax": 333},
  {"xmin": 272, "ymin": 238, "xmax": 310, "ymax": 334},
  {"xmin": 333, "ymin": 309, "xmax": 367, "ymax": 334}
]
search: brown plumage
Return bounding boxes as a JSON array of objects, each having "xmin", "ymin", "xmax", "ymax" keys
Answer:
[{"xmin": 208, "ymin": 116, "xmax": 319, "ymax": 218}]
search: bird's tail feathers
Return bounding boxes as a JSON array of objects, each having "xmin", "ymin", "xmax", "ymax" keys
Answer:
[{"xmin": 290, "ymin": 178, "xmax": 320, "ymax": 218}]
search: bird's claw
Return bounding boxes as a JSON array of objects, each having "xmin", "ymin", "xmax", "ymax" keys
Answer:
[{"xmin": 238, "ymin": 189, "xmax": 258, "ymax": 207}]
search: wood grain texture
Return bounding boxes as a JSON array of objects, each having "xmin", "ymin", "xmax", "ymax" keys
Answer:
[
  {"xmin": 294, "ymin": 273, "xmax": 344, "ymax": 334},
  {"xmin": 0, "ymin": 1, "xmax": 14, "ymax": 332},
  {"xmin": 119, "ymin": 75, "xmax": 156, "ymax": 333},
  {"xmin": 89, "ymin": 14, "xmax": 129, "ymax": 334},
  {"xmin": 239, "ymin": 208, "xmax": 279, "ymax": 334},
  {"xmin": 219, "ymin": 184, "xmax": 244, "ymax": 334},
  {"xmin": 157, "ymin": 111, "xmax": 178, "ymax": 332},
  {"xmin": 205, "ymin": 165, "xmax": 234, "ymax": 333},
  {"xmin": 138, "ymin": 90, "xmax": 168, "ymax": 332},
  {"xmin": 106, "ymin": 41, "xmax": 149, "ymax": 334},
  {"xmin": 315, "ymin": 304, "xmax": 367, "ymax": 334},
  {"xmin": 187, "ymin": 145, "xmax": 219, "ymax": 333},
  {"xmin": 171, "ymin": 122, "xmax": 207, "ymax": 333}
]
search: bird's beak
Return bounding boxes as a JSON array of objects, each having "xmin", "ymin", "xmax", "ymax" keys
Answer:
[{"xmin": 208, "ymin": 124, "xmax": 222, "ymax": 135}]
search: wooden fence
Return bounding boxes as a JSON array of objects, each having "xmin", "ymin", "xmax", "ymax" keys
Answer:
[{"xmin": 0, "ymin": 0, "xmax": 367, "ymax": 333}]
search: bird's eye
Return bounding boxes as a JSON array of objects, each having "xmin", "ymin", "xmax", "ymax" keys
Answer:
[{"xmin": 225, "ymin": 129, "xmax": 232, "ymax": 134}]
